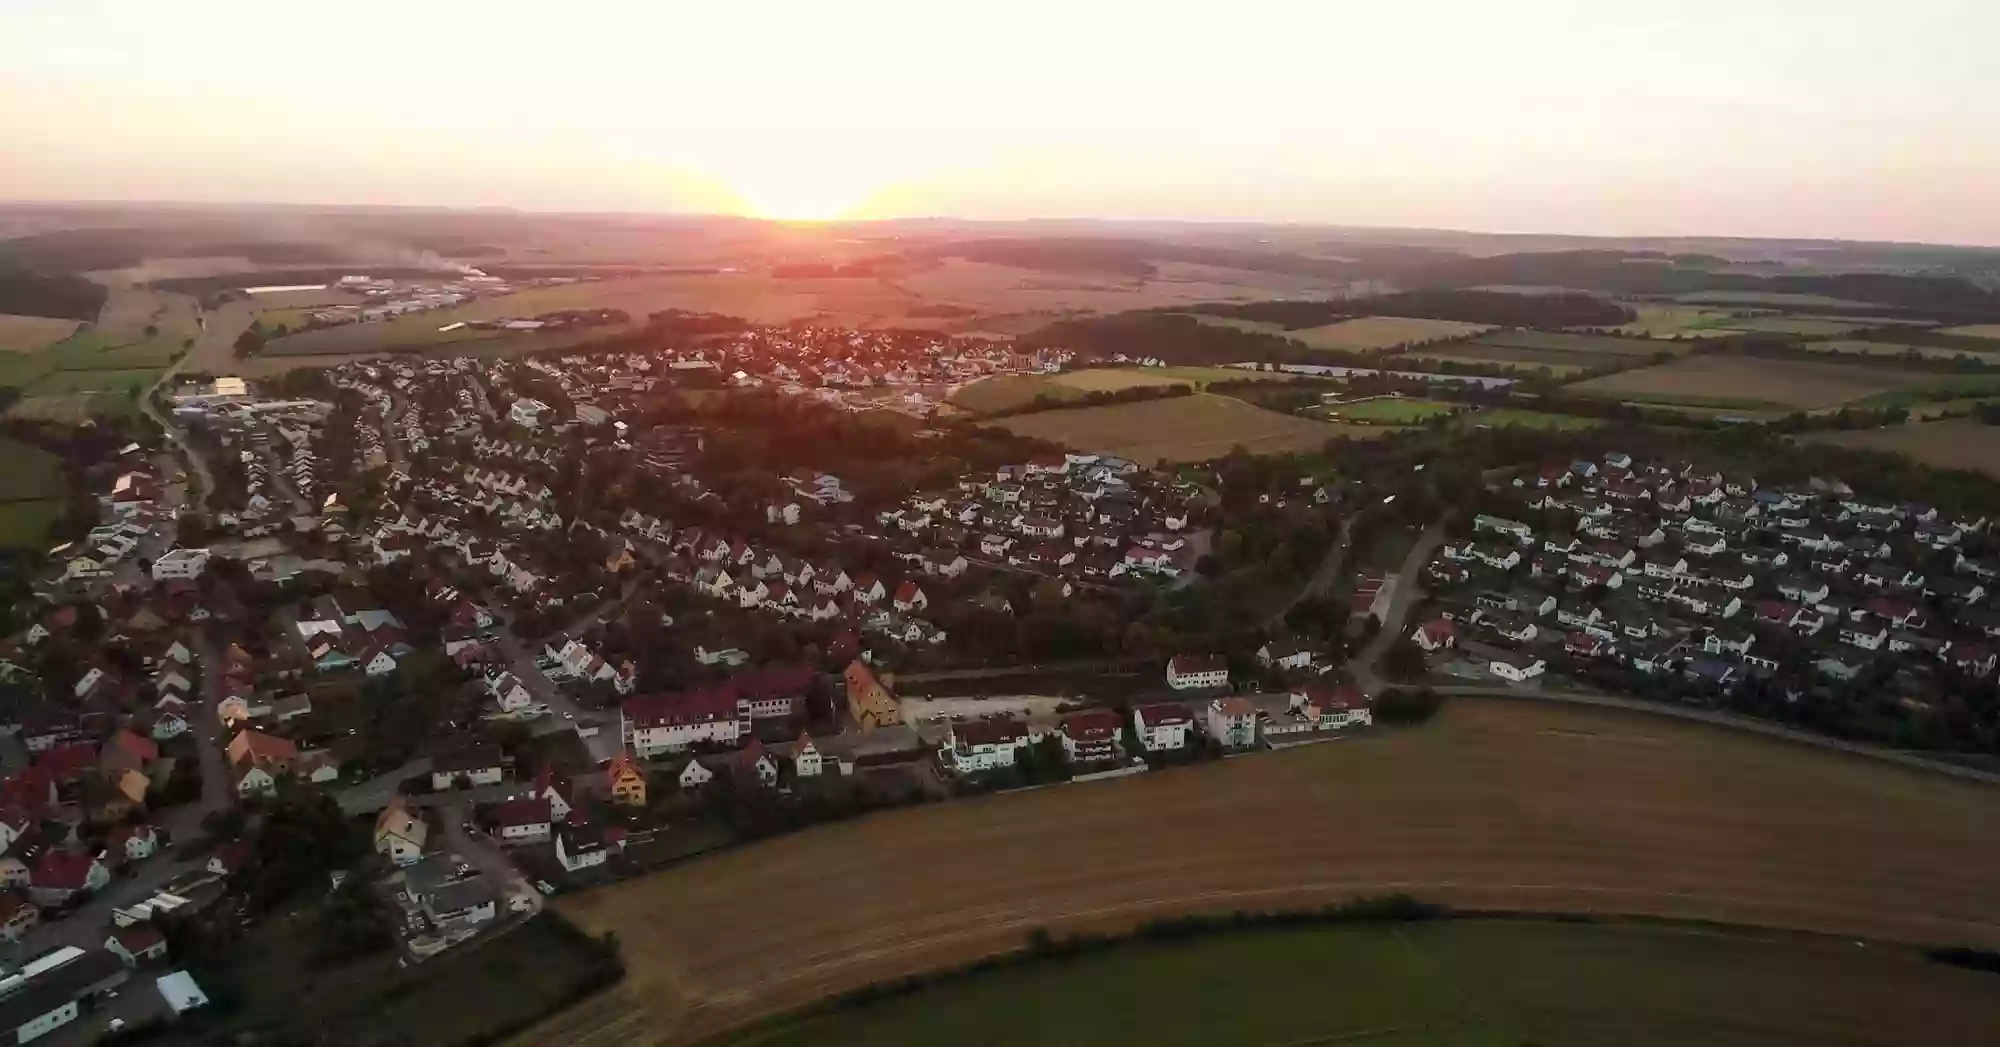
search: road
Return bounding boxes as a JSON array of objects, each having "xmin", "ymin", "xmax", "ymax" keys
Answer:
[
  {"xmin": 138, "ymin": 341, "xmax": 214, "ymax": 511},
  {"xmin": 1351, "ymin": 517, "xmax": 1450, "ymax": 694},
  {"xmin": 1263, "ymin": 513, "xmax": 1360, "ymax": 631},
  {"xmin": 435, "ymin": 800, "xmax": 542, "ymax": 916}
]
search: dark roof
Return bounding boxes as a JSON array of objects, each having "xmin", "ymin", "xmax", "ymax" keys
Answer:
[
  {"xmin": 431, "ymin": 741, "xmax": 502, "ymax": 773},
  {"xmin": 0, "ymin": 949, "xmax": 128, "ymax": 1032},
  {"xmin": 428, "ymin": 877, "xmax": 498, "ymax": 916},
  {"xmin": 953, "ymin": 718, "xmax": 1027, "ymax": 748}
]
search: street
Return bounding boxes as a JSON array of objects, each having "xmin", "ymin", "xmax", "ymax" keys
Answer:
[{"xmin": 1352, "ymin": 517, "xmax": 1450, "ymax": 695}]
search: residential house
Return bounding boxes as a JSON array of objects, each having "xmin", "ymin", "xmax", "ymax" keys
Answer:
[
  {"xmin": 1131, "ymin": 704, "xmax": 1194, "ymax": 752},
  {"xmin": 1205, "ymin": 697, "xmax": 1258, "ymax": 748},
  {"xmin": 844, "ymin": 660, "xmax": 901, "ymax": 730},
  {"xmin": 555, "ymin": 824, "xmax": 609, "ymax": 873},
  {"xmin": 1489, "ymin": 654, "xmax": 1546, "ymax": 683},
  {"xmin": 491, "ymin": 796, "xmax": 553, "ymax": 844},
  {"xmin": 1411, "ymin": 617, "xmax": 1456, "ymax": 653},
  {"xmin": 106, "ymin": 924, "xmax": 169, "ymax": 967},
  {"xmin": 1166, "ymin": 654, "xmax": 1229, "ymax": 691},
  {"xmin": 944, "ymin": 718, "xmax": 1031, "ymax": 774},
  {"xmin": 1058, "ymin": 708, "xmax": 1123, "ymax": 764},
  {"xmin": 373, "ymin": 796, "xmax": 428, "ymax": 866},
  {"xmin": 429, "ymin": 742, "xmax": 504, "ymax": 790},
  {"xmin": 606, "ymin": 753, "xmax": 647, "ymax": 807}
]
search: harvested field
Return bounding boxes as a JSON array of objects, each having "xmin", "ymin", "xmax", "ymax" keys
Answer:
[
  {"xmin": 522, "ymin": 701, "xmax": 2000, "ymax": 1047},
  {"xmin": 1459, "ymin": 407, "xmax": 1602, "ymax": 430},
  {"xmin": 1477, "ymin": 329, "xmax": 1684, "ymax": 357},
  {"xmin": 1803, "ymin": 420, "xmax": 2000, "ymax": 478},
  {"xmin": 1720, "ymin": 315, "xmax": 1867, "ymax": 337},
  {"xmin": 712, "ymin": 920, "xmax": 2000, "ymax": 1047},
  {"xmin": 20, "ymin": 367, "xmax": 158, "ymax": 397},
  {"xmin": 991, "ymin": 392, "xmax": 1379, "ymax": 463},
  {"xmin": 945, "ymin": 375, "xmax": 1080, "ymax": 415},
  {"xmin": 1941, "ymin": 324, "xmax": 2000, "ymax": 341},
  {"xmin": 1801, "ymin": 339, "xmax": 1998, "ymax": 361},
  {"xmin": 0, "ymin": 314, "xmax": 81, "ymax": 353},
  {"xmin": 1568, "ymin": 355, "xmax": 1933, "ymax": 410},
  {"xmin": 1289, "ymin": 316, "xmax": 1493, "ymax": 352}
]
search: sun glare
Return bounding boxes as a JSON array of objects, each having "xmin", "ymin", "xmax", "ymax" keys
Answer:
[{"xmin": 729, "ymin": 172, "xmax": 880, "ymax": 222}]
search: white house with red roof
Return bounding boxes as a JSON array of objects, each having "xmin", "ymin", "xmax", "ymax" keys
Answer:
[
  {"xmin": 491, "ymin": 796, "xmax": 553, "ymax": 844},
  {"xmin": 1205, "ymin": 697, "xmax": 1258, "ymax": 748},
  {"xmin": 1131, "ymin": 703, "xmax": 1194, "ymax": 751},
  {"xmin": 892, "ymin": 581, "xmax": 928, "ymax": 613},
  {"xmin": 29, "ymin": 850, "xmax": 108, "ymax": 906},
  {"xmin": 944, "ymin": 718, "xmax": 1030, "ymax": 774},
  {"xmin": 107, "ymin": 922, "xmax": 169, "ymax": 966},
  {"xmin": 1058, "ymin": 708, "xmax": 1123, "ymax": 764},
  {"xmin": 621, "ymin": 688, "xmax": 748, "ymax": 757},
  {"xmin": 1166, "ymin": 654, "xmax": 1229, "ymax": 691},
  {"xmin": 1411, "ymin": 617, "xmax": 1457, "ymax": 653}
]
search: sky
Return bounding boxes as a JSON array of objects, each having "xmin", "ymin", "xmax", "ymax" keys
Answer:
[{"xmin": 3, "ymin": 0, "xmax": 1998, "ymax": 244}]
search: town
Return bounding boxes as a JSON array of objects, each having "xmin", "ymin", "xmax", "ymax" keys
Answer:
[{"xmin": 1, "ymin": 320, "xmax": 1998, "ymax": 1044}]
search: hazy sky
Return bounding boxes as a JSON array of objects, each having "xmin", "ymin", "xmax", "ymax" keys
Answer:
[{"xmin": 4, "ymin": 0, "xmax": 1998, "ymax": 243}]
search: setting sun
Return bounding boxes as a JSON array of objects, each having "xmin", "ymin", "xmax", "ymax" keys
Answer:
[{"xmin": 725, "ymin": 170, "xmax": 884, "ymax": 222}]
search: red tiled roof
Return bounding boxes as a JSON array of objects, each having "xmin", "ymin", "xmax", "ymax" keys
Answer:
[
  {"xmin": 953, "ymin": 718, "xmax": 1027, "ymax": 747},
  {"xmin": 1170, "ymin": 654, "xmax": 1226, "ymax": 675},
  {"xmin": 1134, "ymin": 703, "xmax": 1193, "ymax": 728},
  {"xmin": 493, "ymin": 795, "xmax": 552, "ymax": 828},
  {"xmin": 1060, "ymin": 708, "xmax": 1122, "ymax": 740},
  {"xmin": 32, "ymin": 849, "xmax": 99, "ymax": 891}
]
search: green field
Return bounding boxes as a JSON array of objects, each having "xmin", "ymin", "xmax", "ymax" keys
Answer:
[
  {"xmin": 1719, "ymin": 316, "xmax": 1867, "ymax": 337},
  {"xmin": 0, "ymin": 435, "xmax": 66, "ymax": 550},
  {"xmin": 716, "ymin": 920, "xmax": 2000, "ymax": 1047},
  {"xmin": 1459, "ymin": 407, "xmax": 1603, "ymax": 430},
  {"xmin": 1324, "ymin": 396, "xmax": 1460, "ymax": 422},
  {"xmin": 1476, "ymin": 330, "xmax": 1682, "ymax": 357},
  {"xmin": 1609, "ymin": 304, "xmax": 1743, "ymax": 338}
]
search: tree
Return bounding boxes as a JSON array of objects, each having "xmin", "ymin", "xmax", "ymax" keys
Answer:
[
  {"xmin": 312, "ymin": 879, "xmax": 395, "ymax": 966},
  {"xmin": 1380, "ymin": 638, "xmax": 1429, "ymax": 682}
]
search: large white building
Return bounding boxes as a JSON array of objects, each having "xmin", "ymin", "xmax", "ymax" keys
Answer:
[
  {"xmin": 1131, "ymin": 703, "xmax": 1195, "ymax": 752},
  {"xmin": 943, "ymin": 718, "xmax": 1030, "ymax": 774},
  {"xmin": 1166, "ymin": 654, "xmax": 1229, "ymax": 691},
  {"xmin": 151, "ymin": 547, "xmax": 211, "ymax": 581},
  {"xmin": 621, "ymin": 691, "xmax": 747, "ymax": 757},
  {"xmin": 509, "ymin": 397, "xmax": 551, "ymax": 429}
]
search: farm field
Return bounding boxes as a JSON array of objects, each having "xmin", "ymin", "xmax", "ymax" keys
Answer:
[
  {"xmin": 1676, "ymin": 291, "xmax": 1883, "ymax": 309},
  {"xmin": 522, "ymin": 701, "xmax": 2000, "ymax": 1047},
  {"xmin": 1801, "ymin": 339, "xmax": 2000, "ymax": 361},
  {"xmin": 1289, "ymin": 316, "xmax": 1493, "ymax": 352},
  {"xmin": 1941, "ymin": 324, "xmax": 2000, "ymax": 341},
  {"xmin": 1567, "ymin": 355, "xmax": 1944, "ymax": 411},
  {"xmin": 0, "ymin": 314, "xmax": 81, "ymax": 353},
  {"xmin": 991, "ymin": 392, "xmax": 1380, "ymax": 463},
  {"xmin": 1719, "ymin": 315, "xmax": 1867, "ymax": 337},
  {"xmin": 1476, "ymin": 329, "xmax": 1684, "ymax": 357},
  {"xmin": 1179, "ymin": 313, "xmax": 1291, "ymax": 335},
  {"xmin": 1323, "ymin": 396, "xmax": 1460, "ymax": 423},
  {"xmin": 710, "ymin": 920, "xmax": 2000, "ymax": 1047},
  {"xmin": 1608, "ymin": 304, "xmax": 1742, "ymax": 338},
  {"xmin": 1402, "ymin": 344, "xmax": 1592, "ymax": 376},
  {"xmin": 1459, "ymin": 407, "xmax": 1603, "ymax": 430},
  {"xmin": 4, "ymin": 280, "xmax": 194, "ymax": 417},
  {"xmin": 1803, "ymin": 420, "xmax": 2000, "ymax": 478},
  {"xmin": 0, "ymin": 435, "xmax": 66, "ymax": 549},
  {"xmin": 950, "ymin": 368, "xmax": 1303, "ymax": 417}
]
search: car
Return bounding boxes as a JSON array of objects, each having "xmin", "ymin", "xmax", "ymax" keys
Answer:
[{"xmin": 563, "ymin": 712, "xmax": 575, "ymax": 720}]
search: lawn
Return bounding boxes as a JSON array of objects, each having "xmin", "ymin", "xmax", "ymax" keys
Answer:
[
  {"xmin": 0, "ymin": 314, "xmax": 82, "ymax": 354},
  {"xmin": 1323, "ymin": 396, "xmax": 1460, "ymax": 423},
  {"xmin": 1802, "ymin": 419, "xmax": 2000, "ymax": 479},
  {"xmin": 1459, "ymin": 407, "xmax": 1602, "ymax": 430},
  {"xmin": 1290, "ymin": 316, "xmax": 1493, "ymax": 352},
  {"xmin": 521, "ymin": 701, "xmax": 2000, "ymax": 1047},
  {"xmin": 991, "ymin": 392, "xmax": 1386, "ymax": 463},
  {"xmin": 1568, "ymin": 355, "xmax": 1942, "ymax": 411},
  {"xmin": 709, "ymin": 920, "xmax": 2000, "ymax": 1047},
  {"xmin": 216, "ymin": 910, "xmax": 620, "ymax": 1047}
]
